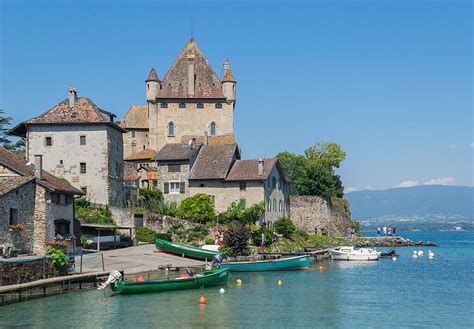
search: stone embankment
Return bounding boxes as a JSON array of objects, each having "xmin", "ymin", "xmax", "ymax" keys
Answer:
[{"xmin": 352, "ymin": 236, "xmax": 437, "ymax": 247}]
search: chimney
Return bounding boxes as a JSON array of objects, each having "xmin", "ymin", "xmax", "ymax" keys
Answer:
[
  {"xmin": 204, "ymin": 131, "xmax": 208, "ymax": 145},
  {"xmin": 187, "ymin": 53, "xmax": 195, "ymax": 97},
  {"xmin": 34, "ymin": 154, "xmax": 43, "ymax": 179},
  {"xmin": 68, "ymin": 86, "xmax": 77, "ymax": 108},
  {"xmin": 258, "ymin": 159, "xmax": 264, "ymax": 176},
  {"xmin": 189, "ymin": 138, "xmax": 196, "ymax": 149}
]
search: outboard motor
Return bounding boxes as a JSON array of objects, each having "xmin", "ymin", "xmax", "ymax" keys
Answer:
[
  {"xmin": 97, "ymin": 270, "xmax": 122, "ymax": 290},
  {"xmin": 210, "ymin": 253, "xmax": 225, "ymax": 268}
]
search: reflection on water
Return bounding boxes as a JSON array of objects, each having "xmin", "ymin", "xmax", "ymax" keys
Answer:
[{"xmin": 0, "ymin": 232, "xmax": 472, "ymax": 328}]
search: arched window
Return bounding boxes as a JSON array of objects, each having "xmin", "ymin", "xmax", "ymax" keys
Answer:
[
  {"xmin": 210, "ymin": 122, "xmax": 217, "ymax": 136},
  {"xmin": 167, "ymin": 122, "xmax": 175, "ymax": 136}
]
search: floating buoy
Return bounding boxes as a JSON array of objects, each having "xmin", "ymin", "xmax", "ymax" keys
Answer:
[
  {"xmin": 198, "ymin": 295, "xmax": 206, "ymax": 304},
  {"xmin": 428, "ymin": 250, "xmax": 435, "ymax": 260},
  {"xmin": 412, "ymin": 251, "xmax": 418, "ymax": 259},
  {"xmin": 138, "ymin": 276, "xmax": 145, "ymax": 282},
  {"xmin": 277, "ymin": 279, "xmax": 283, "ymax": 286},
  {"xmin": 392, "ymin": 256, "xmax": 397, "ymax": 261},
  {"xmin": 318, "ymin": 266, "xmax": 324, "ymax": 272},
  {"xmin": 417, "ymin": 250, "xmax": 424, "ymax": 256},
  {"xmin": 219, "ymin": 288, "xmax": 225, "ymax": 294},
  {"xmin": 236, "ymin": 279, "xmax": 242, "ymax": 285}
]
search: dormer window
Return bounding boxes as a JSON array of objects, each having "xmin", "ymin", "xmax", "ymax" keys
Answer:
[
  {"xmin": 215, "ymin": 103, "xmax": 222, "ymax": 109},
  {"xmin": 161, "ymin": 103, "xmax": 168, "ymax": 108},
  {"xmin": 179, "ymin": 103, "xmax": 186, "ymax": 109}
]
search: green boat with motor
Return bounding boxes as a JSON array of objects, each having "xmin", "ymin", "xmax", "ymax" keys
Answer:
[
  {"xmin": 220, "ymin": 255, "xmax": 311, "ymax": 272},
  {"xmin": 155, "ymin": 238, "xmax": 219, "ymax": 261},
  {"xmin": 98, "ymin": 268, "xmax": 229, "ymax": 294}
]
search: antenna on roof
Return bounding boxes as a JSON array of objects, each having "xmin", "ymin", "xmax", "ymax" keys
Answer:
[{"xmin": 191, "ymin": 16, "xmax": 194, "ymax": 39}]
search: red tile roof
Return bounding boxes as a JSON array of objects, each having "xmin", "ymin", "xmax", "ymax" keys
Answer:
[
  {"xmin": 226, "ymin": 158, "xmax": 278, "ymax": 181},
  {"xmin": 124, "ymin": 149, "xmax": 157, "ymax": 161},
  {"xmin": 121, "ymin": 105, "xmax": 148, "ymax": 129}
]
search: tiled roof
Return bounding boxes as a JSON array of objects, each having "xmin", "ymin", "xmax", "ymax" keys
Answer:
[
  {"xmin": 124, "ymin": 175, "xmax": 140, "ymax": 181},
  {"xmin": 155, "ymin": 143, "xmax": 201, "ymax": 161},
  {"xmin": 121, "ymin": 105, "xmax": 148, "ymax": 129},
  {"xmin": 0, "ymin": 176, "xmax": 34, "ymax": 196},
  {"xmin": 226, "ymin": 158, "xmax": 278, "ymax": 181},
  {"xmin": 124, "ymin": 149, "xmax": 157, "ymax": 161},
  {"xmin": 180, "ymin": 134, "xmax": 235, "ymax": 145},
  {"xmin": 146, "ymin": 68, "xmax": 159, "ymax": 81},
  {"xmin": 0, "ymin": 148, "xmax": 84, "ymax": 195},
  {"xmin": 223, "ymin": 70, "xmax": 236, "ymax": 82},
  {"xmin": 9, "ymin": 96, "xmax": 127, "ymax": 137},
  {"xmin": 158, "ymin": 38, "xmax": 226, "ymax": 99},
  {"xmin": 189, "ymin": 144, "xmax": 239, "ymax": 180}
]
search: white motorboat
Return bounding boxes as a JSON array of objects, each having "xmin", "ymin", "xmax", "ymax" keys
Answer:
[{"xmin": 330, "ymin": 246, "xmax": 379, "ymax": 261}]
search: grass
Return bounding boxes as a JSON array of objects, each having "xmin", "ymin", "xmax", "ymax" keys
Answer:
[{"xmin": 271, "ymin": 234, "xmax": 349, "ymax": 253}]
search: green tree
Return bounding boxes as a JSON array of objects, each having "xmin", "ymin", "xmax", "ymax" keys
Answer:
[
  {"xmin": 242, "ymin": 201, "xmax": 265, "ymax": 226},
  {"xmin": 221, "ymin": 222, "xmax": 251, "ymax": 256},
  {"xmin": 222, "ymin": 198, "xmax": 246, "ymax": 223},
  {"xmin": 274, "ymin": 217, "xmax": 296, "ymax": 239},
  {"xmin": 0, "ymin": 109, "xmax": 25, "ymax": 151},
  {"xmin": 176, "ymin": 194, "xmax": 216, "ymax": 223}
]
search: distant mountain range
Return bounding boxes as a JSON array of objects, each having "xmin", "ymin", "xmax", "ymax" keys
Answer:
[{"xmin": 345, "ymin": 185, "xmax": 474, "ymax": 222}]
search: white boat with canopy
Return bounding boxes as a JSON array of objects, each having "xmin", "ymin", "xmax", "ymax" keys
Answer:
[{"xmin": 330, "ymin": 246, "xmax": 379, "ymax": 261}]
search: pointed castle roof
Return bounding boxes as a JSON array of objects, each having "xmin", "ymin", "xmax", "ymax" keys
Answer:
[
  {"xmin": 146, "ymin": 68, "xmax": 159, "ymax": 82},
  {"xmin": 158, "ymin": 38, "xmax": 226, "ymax": 99}
]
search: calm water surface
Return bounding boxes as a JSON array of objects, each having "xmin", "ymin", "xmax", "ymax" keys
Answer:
[{"xmin": 1, "ymin": 231, "xmax": 473, "ymax": 328}]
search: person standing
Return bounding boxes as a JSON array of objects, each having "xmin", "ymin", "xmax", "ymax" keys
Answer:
[
  {"xmin": 388, "ymin": 227, "xmax": 392, "ymax": 236},
  {"xmin": 377, "ymin": 226, "xmax": 381, "ymax": 237},
  {"xmin": 383, "ymin": 225, "xmax": 387, "ymax": 236},
  {"xmin": 393, "ymin": 226, "xmax": 397, "ymax": 236}
]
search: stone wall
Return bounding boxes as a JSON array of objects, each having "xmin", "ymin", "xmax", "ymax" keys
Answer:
[
  {"xmin": 290, "ymin": 196, "xmax": 352, "ymax": 236},
  {"xmin": 0, "ymin": 258, "xmax": 63, "ymax": 286}
]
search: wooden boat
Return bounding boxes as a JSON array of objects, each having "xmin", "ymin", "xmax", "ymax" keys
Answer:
[
  {"xmin": 110, "ymin": 268, "xmax": 229, "ymax": 294},
  {"xmin": 220, "ymin": 255, "xmax": 311, "ymax": 272},
  {"xmin": 155, "ymin": 238, "xmax": 218, "ymax": 261},
  {"xmin": 330, "ymin": 246, "xmax": 379, "ymax": 261}
]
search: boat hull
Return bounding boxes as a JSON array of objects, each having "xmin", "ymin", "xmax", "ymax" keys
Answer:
[
  {"xmin": 330, "ymin": 247, "xmax": 379, "ymax": 261},
  {"xmin": 221, "ymin": 255, "xmax": 311, "ymax": 272},
  {"xmin": 112, "ymin": 268, "xmax": 229, "ymax": 294},
  {"xmin": 155, "ymin": 238, "xmax": 218, "ymax": 261}
]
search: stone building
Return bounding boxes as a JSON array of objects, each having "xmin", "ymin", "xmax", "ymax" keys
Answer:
[
  {"xmin": 121, "ymin": 105, "xmax": 149, "ymax": 158},
  {"xmin": 9, "ymin": 87, "xmax": 127, "ymax": 207},
  {"xmin": 123, "ymin": 149, "xmax": 158, "ymax": 176},
  {"xmin": 145, "ymin": 38, "xmax": 237, "ymax": 151},
  {"xmin": 0, "ymin": 148, "xmax": 84, "ymax": 255}
]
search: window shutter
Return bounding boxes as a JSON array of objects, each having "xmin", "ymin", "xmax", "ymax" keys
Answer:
[
  {"xmin": 164, "ymin": 182, "xmax": 169, "ymax": 194},
  {"xmin": 180, "ymin": 182, "xmax": 185, "ymax": 194}
]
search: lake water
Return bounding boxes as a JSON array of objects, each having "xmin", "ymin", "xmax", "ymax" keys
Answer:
[{"xmin": 1, "ymin": 231, "xmax": 473, "ymax": 328}]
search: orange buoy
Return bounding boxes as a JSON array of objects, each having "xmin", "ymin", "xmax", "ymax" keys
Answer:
[
  {"xmin": 198, "ymin": 295, "xmax": 207, "ymax": 304},
  {"xmin": 318, "ymin": 266, "xmax": 324, "ymax": 272},
  {"xmin": 180, "ymin": 273, "xmax": 190, "ymax": 278},
  {"xmin": 138, "ymin": 276, "xmax": 145, "ymax": 282}
]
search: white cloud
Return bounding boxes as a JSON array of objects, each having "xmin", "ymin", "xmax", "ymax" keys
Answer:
[
  {"xmin": 448, "ymin": 144, "xmax": 457, "ymax": 150},
  {"xmin": 424, "ymin": 177, "xmax": 456, "ymax": 186},
  {"xmin": 345, "ymin": 187, "xmax": 357, "ymax": 193},
  {"xmin": 395, "ymin": 180, "xmax": 420, "ymax": 188}
]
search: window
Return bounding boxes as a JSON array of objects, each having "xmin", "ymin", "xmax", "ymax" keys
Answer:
[
  {"xmin": 240, "ymin": 182, "xmax": 247, "ymax": 191},
  {"xmin": 168, "ymin": 164, "xmax": 181, "ymax": 172},
  {"xmin": 80, "ymin": 135, "xmax": 86, "ymax": 145},
  {"xmin": 167, "ymin": 122, "xmax": 175, "ymax": 137},
  {"xmin": 45, "ymin": 137, "xmax": 52, "ymax": 146},
  {"xmin": 54, "ymin": 220, "xmax": 70, "ymax": 235},
  {"xmin": 59, "ymin": 194, "xmax": 66, "ymax": 205},
  {"xmin": 131, "ymin": 131, "xmax": 136, "ymax": 138},
  {"xmin": 9, "ymin": 208, "xmax": 18, "ymax": 225},
  {"xmin": 161, "ymin": 103, "xmax": 168, "ymax": 108},
  {"xmin": 215, "ymin": 103, "xmax": 222, "ymax": 109},
  {"xmin": 267, "ymin": 199, "xmax": 271, "ymax": 211},
  {"xmin": 273, "ymin": 198, "xmax": 277, "ymax": 211},
  {"xmin": 210, "ymin": 122, "xmax": 217, "ymax": 136},
  {"xmin": 51, "ymin": 193, "xmax": 59, "ymax": 204},
  {"xmin": 179, "ymin": 103, "xmax": 186, "ymax": 109},
  {"xmin": 60, "ymin": 160, "xmax": 63, "ymax": 165},
  {"xmin": 166, "ymin": 182, "xmax": 184, "ymax": 194},
  {"xmin": 197, "ymin": 103, "xmax": 204, "ymax": 109},
  {"xmin": 80, "ymin": 162, "xmax": 87, "ymax": 174},
  {"xmin": 279, "ymin": 200, "xmax": 283, "ymax": 212}
]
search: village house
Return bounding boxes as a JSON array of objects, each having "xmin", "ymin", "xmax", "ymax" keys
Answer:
[
  {"xmin": 123, "ymin": 148, "xmax": 158, "ymax": 176},
  {"xmin": 121, "ymin": 105, "xmax": 149, "ymax": 158},
  {"xmin": 9, "ymin": 87, "xmax": 127, "ymax": 207},
  {"xmin": 0, "ymin": 148, "xmax": 84, "ymax": 255}
]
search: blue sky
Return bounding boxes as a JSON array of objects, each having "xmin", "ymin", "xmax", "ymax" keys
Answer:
[{"xmin": 1, "ymin": 0, "xmax": 472, "ymax": 191}]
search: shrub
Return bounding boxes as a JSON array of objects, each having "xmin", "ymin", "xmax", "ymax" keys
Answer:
[
  {"xmin": 80, "ymin": 236, "xmax": 90, "ymax": 249},
  {"xmin": 205, "ymin": 238, "xmax": 215, "ymax": 245},
  {"xmin": 242, "ymin": 202, "xmax": 265, "ymax": 226},
  {"xmin": 135, "ymin": 227, "xmax": 158, "ymax": 243},
  {"xmin": 139, "ymin": 188, "xmax": 163, "ymax": 202},
  {"xmin": 154, "ymin": 201, "xmax": 177, "ymax": 217},
  {"xmin": 251, "ymin": 226, "xmax": 274, "ymax": 247},
  {"xmin": 223, "ymin": 223, "xmax": 251, "ymax": 256},
  {"xmin": 75, "ymin": 197, "xmax": 114, "ymax": 225},
  {"xmin": 46, "ymin": 247, "xmax": 69, "ymax": 268},
  {"xmin": 222, "ymin": 199, "xmax": 265, "ymax": 226},
  {"xmin": 222, "ymin": 199, "xmax": 246, "ymax": 223},
  {"xmin": 274, "ymin": 218, "xmax": 296, "ymax": 239},
  {"xmin": 156, "ymin": 232, "xmax": 172, "ymax": 242},
  {"xmin": 176, "ymin": 194, "xmax": 216, "ymax": 223}
]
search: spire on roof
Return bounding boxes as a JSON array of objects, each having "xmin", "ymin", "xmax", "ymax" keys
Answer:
[
  {"xmin": 146, "ymin": 68, "xmax": 159, "ymax": 82},
  {"xmin": 223, "ymin": 59, "xmax": 236, "ymax": 82}
]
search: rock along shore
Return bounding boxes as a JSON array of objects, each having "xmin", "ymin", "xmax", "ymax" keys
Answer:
[{"xmin": 351, "ymin": 236, "xmax": 437, "ymax": 247}]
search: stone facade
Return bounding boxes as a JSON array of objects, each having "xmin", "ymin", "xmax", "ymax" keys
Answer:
[
  {"xmin": 262, "ymin": 165, "xmax": 291, "ymax": 223},
  {"xmin": 159, "ymin": 160, "xmax": 191, "ymax": 205},
  {"xmin": 25, "ymin": 123, "xmax": 124, "ymax": 207},
  {"xmin": 290, "ymin": 196, "xmax": 352, "ymax": 236}
]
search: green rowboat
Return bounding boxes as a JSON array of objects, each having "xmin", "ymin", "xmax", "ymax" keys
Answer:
[
  {"xmin": 155, "ymin": 238, "xmax": 219, "ymax": 260},
  {"xmin": 220, "ymin": 255, "xmax": 311, "ymax": 272},
  {"xmin": 111, "ymin": 268, "xmax": 229, "ymax": 294}
]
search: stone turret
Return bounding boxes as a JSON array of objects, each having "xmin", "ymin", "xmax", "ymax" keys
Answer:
[
  {"xmin": 146, "ymin": 68, "xmax": 160, "ymax": 102},
  {"xmin": 221, "ymin": 59, "xmax": 236, "ymax": 104}
]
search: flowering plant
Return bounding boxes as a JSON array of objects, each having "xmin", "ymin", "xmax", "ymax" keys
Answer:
[
  {"xmin": 47, "ymin": 240, "xmax": 69, "ymax": 248},
  {"xmin": 9, "ymin": 224, "xmax": 27, "ymax": 232}
]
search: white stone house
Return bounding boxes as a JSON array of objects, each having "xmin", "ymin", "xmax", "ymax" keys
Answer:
[
  {"xmin": 0, "ymin": 148, "xmax": 84, "ymax": 255},
  {"xmin": 9, "ymin": 87, "xmax": 127, "ymax": 207}
]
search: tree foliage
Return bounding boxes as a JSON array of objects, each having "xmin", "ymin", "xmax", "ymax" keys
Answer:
[
  {"xmin": 274, "ymin": 217, "xmax": 296, "ymax": 239},
  {"xmin": 276, "ymin": 141, "xmax": 345, "ymax": 198},
  {"xmin": 0, "ymin": 109, "xmax": 25, "ymax": 151},
  {"xmin": 222, "ymin": 222, "xmax": 251, "ymax": 256},
  {"xmin": 222, "ymin": 199, "xmax": 265, "ymax": 226},
  {"xmin": 176, "ymin": 194, "xmax": 216, "ymax": 223}
]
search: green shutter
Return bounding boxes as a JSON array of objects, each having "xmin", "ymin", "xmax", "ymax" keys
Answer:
[
  {"xmin": 164, "ymin": 182, "xmax": 169, "ymax": 194},
  {"xmin": 180, "ymin": 182, "xmax": 185, "ymax": 194}
]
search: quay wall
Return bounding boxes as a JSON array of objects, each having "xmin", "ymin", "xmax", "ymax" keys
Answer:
[{"xmin": 290, "ymin": 196, "xmax": 352, "ymax": 236}]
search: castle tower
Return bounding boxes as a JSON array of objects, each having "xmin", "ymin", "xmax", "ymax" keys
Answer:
[
  {"xmin": 221, "ymin": 59, "xmax": 236, "ymax": 106},
  {"xmin": 146, "ymin": 68, "xmax": 160, "ymax": 102}
]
